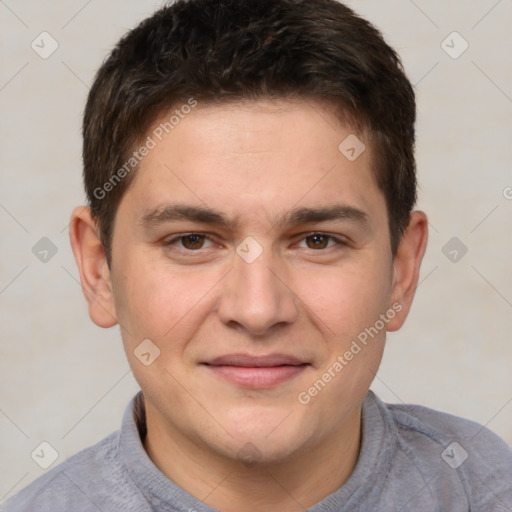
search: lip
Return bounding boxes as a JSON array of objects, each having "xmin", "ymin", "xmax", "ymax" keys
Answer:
[{"xmin": 202, "ymin": 353, "xmax": 309, "ymax": 389}]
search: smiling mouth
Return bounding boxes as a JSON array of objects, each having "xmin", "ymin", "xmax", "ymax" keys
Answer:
[{"xmin": 202, "ymin": 353, "xmax": 309, "ymax": 389}]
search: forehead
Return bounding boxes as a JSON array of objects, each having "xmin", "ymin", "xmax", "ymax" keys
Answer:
[{"xmin": 119, "ymin": 98, "xmax": 386, "ymax": 230}]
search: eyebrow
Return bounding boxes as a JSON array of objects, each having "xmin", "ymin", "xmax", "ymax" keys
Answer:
[{"xmin": 139, "ymin": 203, "xmax": 370, "ymax": 231}]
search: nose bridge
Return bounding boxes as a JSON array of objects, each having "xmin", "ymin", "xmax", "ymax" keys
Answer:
[{"xmin": 218, "ymin": 237, "xmax": 298, "ymax": 335}]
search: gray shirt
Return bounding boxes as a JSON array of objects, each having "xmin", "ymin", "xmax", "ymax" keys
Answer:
[{"xmin": 2, "ymin": 390, "xmax": 511, "ymax": 511}]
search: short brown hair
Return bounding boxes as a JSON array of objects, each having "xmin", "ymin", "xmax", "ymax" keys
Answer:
[{"xmin": 83, "ymin": 0, "xmax": 416, "ymax": 265}]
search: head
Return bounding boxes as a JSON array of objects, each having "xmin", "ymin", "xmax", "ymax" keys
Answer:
[{"xmin": 71, "ymin": 0, "xmax": 427, "ymax": 469}]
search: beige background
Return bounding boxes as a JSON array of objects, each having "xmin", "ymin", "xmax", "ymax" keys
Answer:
[{"xmin": 1, "ymin": 0, "xmax": 511, "ymax": 501}]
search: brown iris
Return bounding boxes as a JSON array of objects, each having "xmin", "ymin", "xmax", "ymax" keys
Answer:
[
  {"xmin": 181, "ymin": 234, "xmax": 206, "ymax": 250},
  {"xmin": 305, "ymin": 234, "xmax": 330, "ymax": 249}
]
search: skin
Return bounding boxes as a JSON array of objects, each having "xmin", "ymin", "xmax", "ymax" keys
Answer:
[{"xmin": 70, "ymin": 98, "xmax": 428, "ymax": 512}]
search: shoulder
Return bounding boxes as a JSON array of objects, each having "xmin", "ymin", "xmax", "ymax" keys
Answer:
[
  {"xmin": 1, "ymin": 430, "xmax": 141, "ymax": 512},
  {"xmin": 388, "ymin": 399, "xmax": 511, "ymax": 456},
  {"xmin": 383, "ymin": 398, "xmax": 512, "ymax": 509}
]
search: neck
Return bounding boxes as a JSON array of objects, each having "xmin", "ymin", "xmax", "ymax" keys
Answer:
[{"xmin": 142, "ymin": 405, "xmax": 362, "ymax": 512}]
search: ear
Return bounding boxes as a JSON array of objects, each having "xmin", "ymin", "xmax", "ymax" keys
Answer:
[
  {"xmin": 69, "ymin": 206, "xmax": 118, "ymax": 328},
  {"xmin": 386, "ymin": 210, "xmax": 428, "ymax": 332}
]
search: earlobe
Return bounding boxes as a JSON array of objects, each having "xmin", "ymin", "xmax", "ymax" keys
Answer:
[
  {"xmin": 69, "ymin": 206, "xmax": 118, "ymax": 328},
  {"xmin": 386, "ymin": 210, "xmax": 428, "ymax": 332}
]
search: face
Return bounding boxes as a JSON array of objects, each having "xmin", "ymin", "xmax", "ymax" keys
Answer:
[{"xmin": 75, "ymin": 98, "xmax": 424, "ymax": 465}]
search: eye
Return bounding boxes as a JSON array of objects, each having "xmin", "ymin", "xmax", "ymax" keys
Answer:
[
  {"xmin": 297, "ymin": 233, "xmax": 347, "ymax": 250},
  {"xmin": 163, "ymin": 233, "xmax": 215, "ymax": 251}
]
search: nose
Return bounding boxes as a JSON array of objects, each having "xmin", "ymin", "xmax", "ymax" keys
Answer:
[{"xmin": 217, "ymin": 243, "xmax": 299, "ymax": 336}]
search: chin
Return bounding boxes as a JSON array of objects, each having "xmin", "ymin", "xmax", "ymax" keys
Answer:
[{"xmin": 217, "ymin": 408, "xmax": 316, "ymax": 464}]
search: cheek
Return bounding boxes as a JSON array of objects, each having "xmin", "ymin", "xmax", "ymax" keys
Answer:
[
  {"xmin": 295, "ymin": 257, "xmax": 392, "ymax": 341},
  {"xmin": 111, "ymin": 257, "xmax": 224, "ymax": 344},
  {"xmin": 295, "ymin": 264, "xmax": 390, "ymax": 418}
]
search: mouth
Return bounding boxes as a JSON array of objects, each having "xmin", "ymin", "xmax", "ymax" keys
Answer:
[{"xmin": 201, "ymin": 354, "xmax": 310, "ymax": 389}]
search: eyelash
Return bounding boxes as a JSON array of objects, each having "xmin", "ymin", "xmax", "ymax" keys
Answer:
[{"xmin": 162, "ymin": 232, "xmax": 348, "ymax": 254}]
